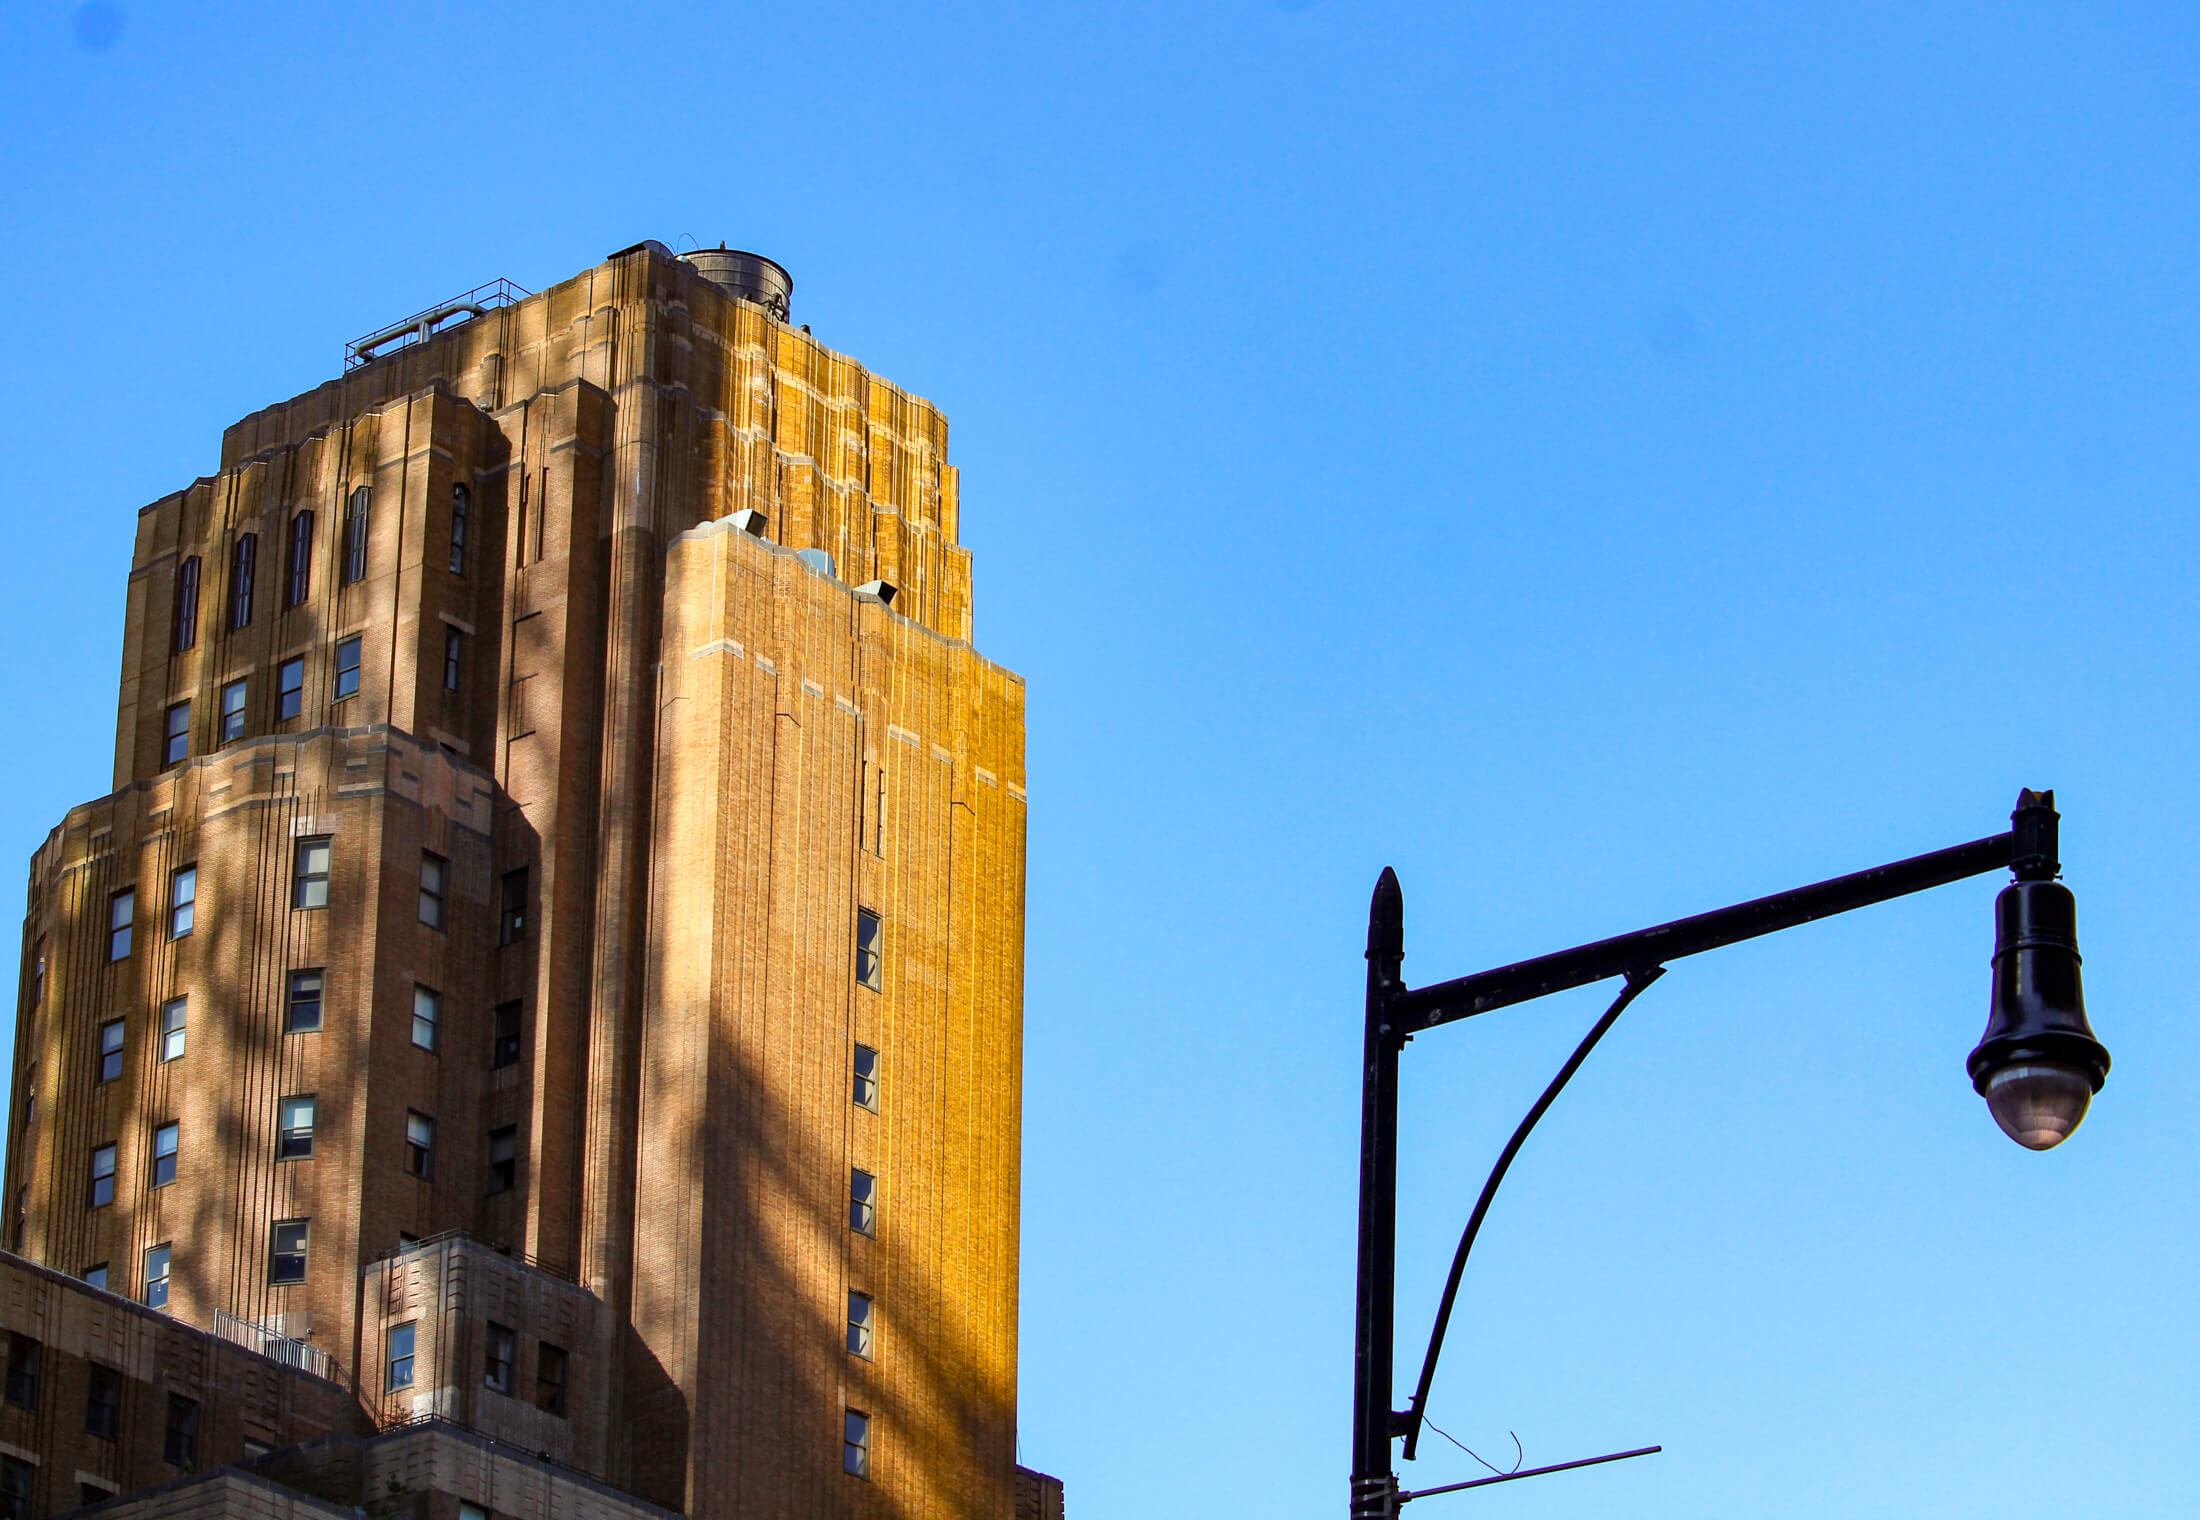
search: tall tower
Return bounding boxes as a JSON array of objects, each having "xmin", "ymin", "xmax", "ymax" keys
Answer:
[{"xmin": 5, "ymin": 242, "xmax": 1032, "ymax": 1518}]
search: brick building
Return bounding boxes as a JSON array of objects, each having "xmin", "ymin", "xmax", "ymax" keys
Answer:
[{"xmin": 3, "ymin": 243, "xmax": 1057, "ymax": 1519}]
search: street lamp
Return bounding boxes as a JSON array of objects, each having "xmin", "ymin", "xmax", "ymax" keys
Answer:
[{"xmin": 1350, "ymin": 790, "xmax": 2108, "ymax": 1518}]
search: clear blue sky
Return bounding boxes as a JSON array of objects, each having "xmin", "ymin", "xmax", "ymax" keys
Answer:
[{"xmin": 3, "ymin": 3, "xmax": 2195, "ymax": 1516}]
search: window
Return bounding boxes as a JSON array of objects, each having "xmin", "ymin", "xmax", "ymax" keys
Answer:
[
  {"xmin": 80, "ymin": 1481, "xmax": 118, "ymax": 1508},
  {"xmin": 172, "ymin": 555, "xmax": 200, "ymax": 653},
  {"xmin": 492, "ymin": 1001, "xmax": 522, "ymax": 1068},
  {"xmin": 160, "ymin": 997, "xmax": 186, "ymax": 1062},
  {"xmin": 164, "ymin": 1393, "xmax": 199, "ymax": 1468},
  {"xmin": 88, "ymin": 1144, "xmax": 116, "ymax": 1208},
  {"xmin": 169, "ymin": 865, "xmax": 196, "ymax": 938},
  {"xmin": 404, "ymin": 1112, "xmax": 434, "ymax": 1178},
  {"xmin": 84, "ymin": 1362, "xmax": 120, "ymax": 1438},
  {"xmin": 98, "ymin": 1020, "xmax": 124, "ymax": 1083},
  {"xmin": 108, "ymin": 890, "xmax": 134, "ymax": 960},
  {"xmin": 342, "ymin": 485, "xmax": 371, "ymax": 584},
  {"xmin": 4, "ymin": 1335, "xmax": 40, "ymax": 1409},
  {"xmin": 286, "ymin": 968, "xmax": 324, "ymax": 1032},
  {"xmin": 852, "ymin": 1044, "xmax": 880, "ymax": 1111},
  {"xmin": 411, "ymin": 986, "xmax": 440, "ymax": 1051},
  {"xmin": 285, "ymin": 510, "xmax": 314, "ymax": 608},
  {"xmin": 849, "ymin": 1168, "xmax": 877, "ymax": 1237},
  {"xmin": 486, "ymin": 1125, "xmax": 516, "ymax": 1194},
  {"xmin": 459, "ymin": 1505, "xmax": 488, "ymax": 1520},
  {"xmin": 279, "ymin": 1096, "xmax": 315, "ymax": 1159},
  {"xmin": 534, "ymin": 1342, "xmax": 567, "ymax": 1416},
  {"xmin": 484, "ymin": 1322, "xmax": 515, "ymax": 1393},
  {"xmin": 443, "ymin": 627, "xmax": 464, "ymax": 692},
  {"xmin": 843, "ymin": 1409, "xmax": 871, "ymax": 1478},
  {"xmin": 151, "ymin": 1122, "xmax": 178, "ymax": 1187},
  {"xmin": 0, "ymin": 1455, "xmax": 31, "ymax": 1520},
  {"xmin": 219, "ymin": 678, "xmax": 247, "ymax": 744},
  {"xmin": 855, "ymin": 908, "xmax": 882, "ymax": 992},
  {"xmin": 449, "ymin": 484, "xmax": 470, "ymax": 575},
  {"xmin": 846, "ymin": 1291, "xmax": 874, "ymax": 1358},
  {"xmin": 82, "ymin": 1264, "xmax": 107, "ymax": 1292},
  {"xmin": 269, "ymin": 1219, "xmax": 308, "ymax": 1284},
  {"xmin": 143, "ymin": 1244, "xmax": 171, "ymax": 1309},
  {"xmin": 293, "ymin": 837, "xmax": 330, "ymax": 909},
  {"xmin": 277, "ymin": 656, "xmax": 304, "ymax": 720},
  {"xmin": 332, "ymin": 635, "xmax": 362, "ymax": 700},
  {"xmin": 386, "ymin": 1322, "xmax": 416, "ymax": 1389},
  {"xmin": 229, "ymin": 533, "xmax": 257, "ymax": 629},
  {"xmin": 162, "ymin": 701, "xmax": 191, "ymax": 766},
  {"xmin": 498, "ymin": 870, "xmax": 527, "ymax": 944},
  {"xmin": 29, "ymin": 939, "xmax": 43, "ymax": 1008},
  {"xmin": 419, "ymin": 851, "xmax": 447, "ymax": 929}
]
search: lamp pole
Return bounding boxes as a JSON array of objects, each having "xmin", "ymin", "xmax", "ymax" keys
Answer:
[{"xmin": 1348, "ymin": 791, "xmax": 2108, "ymax": 1518}]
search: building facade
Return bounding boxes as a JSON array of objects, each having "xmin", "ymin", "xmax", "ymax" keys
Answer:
[{"xmin": 2, "ymin": 242, "xmax": 1048, "ymax": 1519}]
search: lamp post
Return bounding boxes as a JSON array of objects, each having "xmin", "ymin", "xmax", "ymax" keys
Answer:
[{"xmin": 1349, "ymin": 790, "xmax": 2108, "ymax": 1518}]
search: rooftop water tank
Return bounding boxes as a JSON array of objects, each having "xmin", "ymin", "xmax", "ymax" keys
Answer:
[{"xmin": 680, "ymin": 247, "xmax": 793, "ymax": 323}]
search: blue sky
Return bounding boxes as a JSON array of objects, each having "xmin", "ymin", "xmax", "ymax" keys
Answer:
[{"xmin": 3, "ymin": 3, "xmax": 2196, "ymax": 1516}]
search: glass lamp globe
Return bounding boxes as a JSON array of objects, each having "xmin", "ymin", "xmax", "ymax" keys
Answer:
[{"xmin": 1982, "ymin": 1060, "xmax": 2094, "ymax": 1151}]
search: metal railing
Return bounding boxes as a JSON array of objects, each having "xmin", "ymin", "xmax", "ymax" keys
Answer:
[
  {"xmin": 212, "ymin": 1309, "xmax": 338, "ymax": 1381},
  {"xmin": 344, "ymin": 278, "xmax": 532, "ymax": 370}
]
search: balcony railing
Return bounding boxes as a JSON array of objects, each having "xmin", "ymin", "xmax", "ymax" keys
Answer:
[{"xmin": 213, "ymin": 1309, "xmax": 338, "ymax": 1382}]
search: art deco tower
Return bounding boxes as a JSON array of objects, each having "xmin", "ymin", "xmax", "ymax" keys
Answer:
[{"xmin": 4, "ymin": 242, "xmax": 1033, "ymax": 1519}]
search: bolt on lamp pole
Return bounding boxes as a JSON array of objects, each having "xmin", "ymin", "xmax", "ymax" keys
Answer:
[{"xmin": 1349, "ymin": 791, "xmax": 2108, "ymax": 1518}]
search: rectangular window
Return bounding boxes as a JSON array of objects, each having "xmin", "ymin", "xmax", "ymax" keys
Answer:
[
  {"xmin": 285, "ymin": 510, "xmax": 314, "ymax": 608},
  {"xmin": 160, "ymin": 997, "xmax": 186, "ymax": 1062},
  {"xmin": 143, "ymin": 1244, "xmax": 171, "ymax": 1310},
  {"xmin": 419, "ymin": 851, "xmax": 447, "ymax": 929},
  {"xmin": 492, "ymin": 1001, "xmax": 522, "ymax": 1068},
  {"xmin": 170, "ymin": 865, "xmax": 196, "ymax": 938},
  {"xmin": 847, "ymin": 1291, "xmax": 874, "ymax": 1358},
  {"xmin": 108, "ymin": 889, "xmax": 134, "ymax": 960},
  {"xmin": 229, "ymin": 533, "xmax": 257, "ymax": 630},
  {"xmin": 82, "ymin": 1263, "xmax": 107, "ymax": 1292},
  {"xmin": 0, "ymin": 1455, "xmax": 31, "ymax": 1520},
  {"xmin": 98, "ymin": 1020, "xmax": 124, "ymax": 1083},
  {"xmin": 293, "ymin": 837, "xmax": 330, "ymax": 909},
  {"xmin": 85, "ymin": 1362, "xmax": 120, "ymax": 1438},
  {"xmin": 88, "ymin": 1144, "xmax": 116, "ymax": 1208},
  {"xmin": 219, "ymin": 678, "xmax": 247, "ymax": 743},
  {"xmin": 412, "ymin": 986, "xmax": 440, "ymax": 1052},
  {"xmin": 332, "ymin": 635, "xmax": 362, "ymax": 700},
  {"xmin": 460, "ymin": 1504, "xmax": 487, "ymax": 1520},
  {"xmin": 269, "ymin": 1219, "xmax": 308, "ymax": 1284},
  {"xmin": 404, "ymin": 1112, "xmax": 434, "ymax": 1178},
  {"xmin": 286, "ymin": 968, "xmax": 324, "ymax": 1032},
  {"xmin": 498, "ymin": 870, "xmax": 527, "ymax": 944},
  {"xmin": 162, "ymin": 701, "xmax": 191, "ymax": 766},
  {"xmin": 849, "ymin": 1168, "xmax": 877, "ymax": 1237},
  {"xmin": 486, "ymin": 1125, "xmax": 516, "ymax": 1194},
  {"xmin": 449, "ymin": 484, "xmax": 470, "ymax": 576},
  {"xmin": 278, "ymin": 1095, "xmax": 315, "ymax": 1159},
  {"xmin": 443, "ymin": 627, "xmax": 463, "ymax": 692},
  {"xmin": 151, "ymin": 1121, "xmax": 178, "ymax": 1187},
  {"xmin": 81, "ymin": 1482, "xmax": 118, "ymax": 1508},
  {"xmin": 4, "ymin": 1335, "xmax": 39, "ymax": 1409},
  {"xmin": 484, "ymin": 1322, "xmax": 515, "ymax": 1394},
  {"xmin": 534, "ymin": 1342, "xmax": 567, "ymax": 1416},
  {"xmin": 843, "ymin": 1409, "xmax": 871, "ymax": 1478},
  {"xmin": 386, "ymin": 1322, "xmax": 416, "ymax": 1389},
  {"xmin": 852, "ymin": 1044, "xmax": 880, "ymax": 1111},
  {"xmin": 855, "ymin": 908, "xmax": 882, "ymax": 992},
  {"xmin": 277, "ymin": 656, "xmax": 304, "ymax": 720},
  {"xmin": 173, "ymin": 555, "xmax": 200, "ymax": 653},
  {"xmin": 342, "ymin": 486, "xmax": 371, "ymax": 584},
  {"xmin": 164, "ymin": 1392, "xmax": 199, "ymax": 1468}
]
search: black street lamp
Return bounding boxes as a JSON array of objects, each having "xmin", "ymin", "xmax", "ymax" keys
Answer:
[{"xmin": 1350, "ymin": 790, "xmax": 2108, "ymax": 1518}]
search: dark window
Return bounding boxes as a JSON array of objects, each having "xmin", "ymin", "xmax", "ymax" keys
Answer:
[
  {"xmin": 293, "ymin": 837, "xmax": 331, "ymax": 909},
  {"xmin": 498, "ymin": 870, "xmax": 527, "ymax": 944},
  {"xmin": 219, "ymin": 678, "xmax": 247, "ymax": 743},
  {"xmin": 849, "ymin": 1168, "xmax": 877, "ymax": 1237},
  {"xmin": 276, "ymin": 656, "xmax": 304, "ymax": 720},
  {"xmin": 486, "ymin": 1125, "xmax": 517, "ymax": 1194},
  {"xmin": 160, "ymin": 997, "xmax": 186, "ymax": 1062},
  {"xmin": 98, "ymin": 1020, "xmax": 124, "ymax": 1083},
  {"xmin": 0, "ymin": 1456, "xmax": 30, "ymax": 1520},
  {"xmin": 80, "ymin": 1482, "xmax": 116, "ymax": 1508},
  {"xmin": 484, "ymin": 1322, "xmax": 515, "ymax": 1394},
  {"xmin": 847, "ymin": 1291, "xmax": 874, "ymax": 1358},
  {"xmin": 285, "ymin": 510, "xmax": 314, "ymax": 608},
  {"xmin": 4, "ymin": 1335, "xmax": 40, "ymax": 1409},
  {"xmin": 170, "ymin": 865, "xmax": 196, "ymax": 938},
  {"xmin": 387, "ymin": 1322, "xmax": 416, "ymax": 1389},
  {"xmin": 82, "ymin": 1264, "xmax": 107, "ymax": 1292},
  {"xmin": 143, "ymin": 1244, "xmax": 170, "ymax": 1309},
  {"xmin": 852, "ymin": 1044, "xmax": 879, "ymax": 1111},
  {"xmin": 162, "ymin": 701, "xmax": 191, "ymax": 766},
  {"xmin": 229, "ymin": 533, "xmax": 257, "ymax": 629},
  {"xmin": 89, "ymin": 1144, "xmax": 116, "ymax": 1208},
  {"xmin": 443, "ymin": 627, "xmax": 464, "ymax": 691},
  {"xmin": 164, "ymin": 1392, "xmax": 199, "ymax": 1468},
  {"xmin": 342, "ymin": 486, "xmax": 371, "ymax": 584},
  {"xmin": 855, "ymin": 908, "xmax": 882, "ymax": 991},
  {"xmin": 492, "ymin": 1001, "xmax": 522, "ymax": 1068},
  {"xmin": 286, "ymin": 969, "xmax": 324, "ymax": 1031},
  {"xmin": 108, "ymin": 890, "xmax": 133, "ymax": 960},
  {"xmin": 279, "ymin": 1095, "xmax": 314, "ymax": 1159},
  {"xmin": 843, "ymin": 1409, "xmax": 870, "ymax": 1478},
  {"xmin": 449, "ymin": 484, "xmax": 470, "ymax": 575},
  {"xmin": 419, "ymin": 852, "xmax": 447, "ymax": 929},
  {"xmin": 404, "ymin": 1112, "xmax": 434, "ymax": 1178},
  {"xmin": 332, "ymin": 636, "xmax": 362, "ymax": 700},
  {"xmin": 85, "ymin": 1362, "xmax": 120, "ymax": 1438},
  {"xmin": 534, "ymin": 1342, "xmax": 567, "ymax": 1416},
  {"xmin": 412, "ymin": 986, "xmax": 440, "ymax": 1051},
  {"xmin": 173, "ymin": 556, "xmax": 200, "ymax": 653},
  {"xmin": 151, "ymin": 1122, "xmax": 178, "ymax": 1187},
  {"xmin": 269, "ymin": 1219, "xmax": 308, "ymax": 1284}
]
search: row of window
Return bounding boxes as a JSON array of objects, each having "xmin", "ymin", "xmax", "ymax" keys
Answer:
[
  {"xmin": 5, "ymin": 1332, "xmax": 201, "ymax": 1468},
  {"xmin": 383, "ymin": 1319, "xmax": 565, "ymax": 1414},
  {"xmin": 79, "ymin": 1111, "xmax": 520, "ymax": 1207}
]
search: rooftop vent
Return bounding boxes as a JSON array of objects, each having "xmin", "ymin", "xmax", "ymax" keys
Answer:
[{"xmin": 680, "ymin": 247, "xmax": 793, "ymax": 323}]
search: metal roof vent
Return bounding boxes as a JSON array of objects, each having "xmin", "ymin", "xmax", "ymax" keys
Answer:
[{"xmin": 680, "ymin": 247, "xmax": 792, "ymax": 323}]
